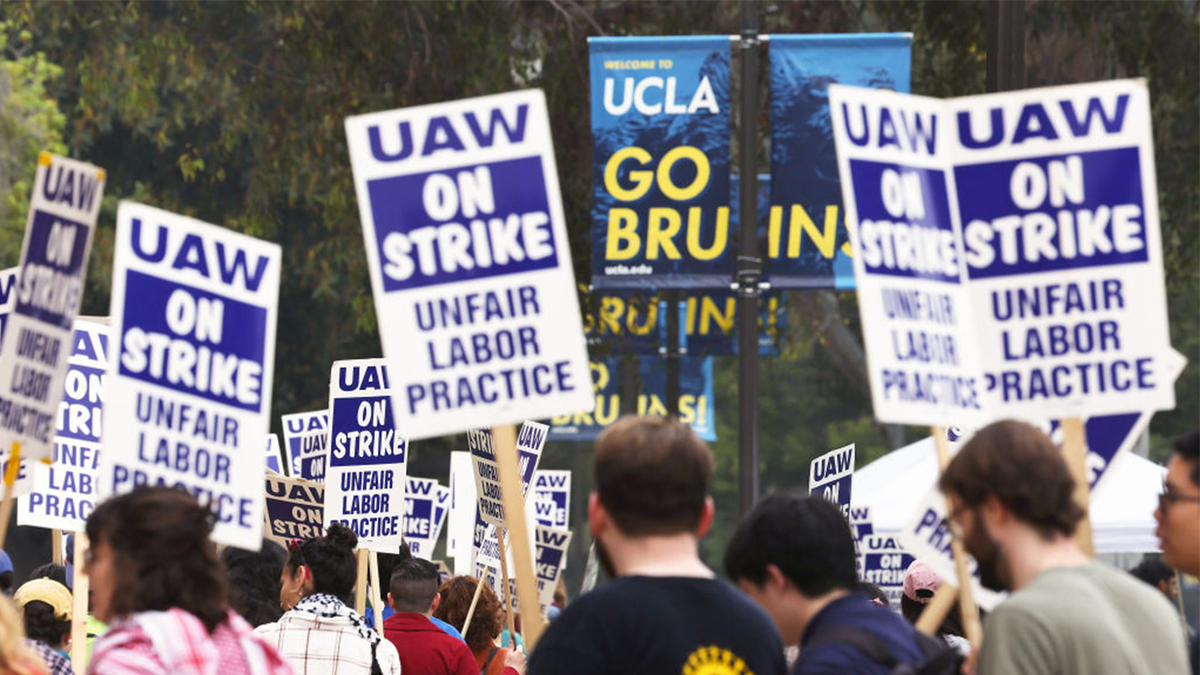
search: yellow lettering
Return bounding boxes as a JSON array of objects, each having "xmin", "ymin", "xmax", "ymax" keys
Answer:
[
  {"xmin": 646, "ymin": 208, "xmax": 682, "ymax": 260},
  {"xmin": 769, "ymin": 205, "xmax": 784, "ymax": 258},
  {"xmin": 699, "ymin": 297, "xmax": 734, "ymax": 336},
  {"xmin": 604, "ymin": 147, "xmax": 653, "ymax": 201},
  {"xmin": 686, "ymin": 206, "xmax": 728, "ymax": 261},
  {"xmin": 628, "ymin": 299, "xmax": 657, "ymax": 336},
  {"xmin": 606, "ymin": 208, "xmax": 641, "ymax": 260},
  {"xmin": 599, "ymin": 297, "xmax": 624, "ymax": 335},
  {"xmin": 594, "ymin": 394, "xmax": 619, "ymax": 425},
  {"xmin": 657, "ymin": 146, "xmax": 709, "ymax": 201}
]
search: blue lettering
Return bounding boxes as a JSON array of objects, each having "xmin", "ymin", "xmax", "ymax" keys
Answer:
[
  {"xmin": 369, "ymin": 121, "xmax": 414, "ymax": 162},
  {"xmin": 1011, "ymin": 103, "xmax": 1059, "ymax": 144},
  {"xmin": 1060, "ymin": 94, "xmax": 1130, "ymax": 137},
  {"xmin": 215, "ymin": 242, "xmax": 270, "ymax": 292}
]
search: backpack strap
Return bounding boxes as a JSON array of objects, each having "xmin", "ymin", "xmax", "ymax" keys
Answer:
[
  {"xmin": 480, "ymin": 646, "xmax": 501, "ymax": 674},
  {"xmin": 806, "ymin": 625, "xmax": 901, "ymax": 668}
]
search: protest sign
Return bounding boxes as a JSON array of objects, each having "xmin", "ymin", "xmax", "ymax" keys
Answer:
[
  {"xmin": 346, "ymin": 90, "xmax": 592, "ymax": 439},
  {"xmin": 447, "ymin": 450, "xmax": 476, "ymax": 575},
  {"xmin": 265, "ymin": 434, "xmax": 283, "ymax": 474},
  {"xmin": 848, "ymin": 504, "xmax": 873, "ymax": 540},
  {"xmin": 264, "ymin": 474, "xmax": 325, "ymax": 543},
  {"xmin": 530, "ymin": 470, "xmax": 570, "ymax": 530},
  {"xmin": 0, "ymin": 268, "xmax": 17, "ymax": 341},
  {"xmin": 283, "ymin": 410, "xmax": 329, "ymax": 481},
  {"xmin": 534, "ymin": 525, "xmax": 571, "ymax": 617},
  {"xmin": 809, "ymin": 444, "xmax": 854, "ymax": 516},
  {"xmin": 548, "ymin": 356, "xmax": 716, "ymax": 442},
  {"xmin": 99, "ymin": 202, "xmax": 280, "ymax": 550},
  {"xmin": 17, "ymin": 320, "xmax": 107, "ymax": 531},
  {"xmin": 405, "ymin": 476, "xmax": 450, "ymax": 559},
  {"xmin": 831, "ymin": 79, "xmax": 1180, "ymax": 424},
  {"xmin": 768, "ymin": 34, "xmax": 911, "ymax": 289},
  {"xmin": 323, "ymin": 359, "xmax": 407, "ymax": 551},
  {"xmin": 858, "ymin": 533, "xmax": 914, "ymax": 607},
  {"xmin": 588, "ymin": 37, "xmax": 733, "ymax": 289},
  {"xmin": 0, "ymin": 155, "xmax": 105, "ymax": 464},
  {"xmin": 469, "ymin": 421, "xmax": 545, "ymax": 528}
]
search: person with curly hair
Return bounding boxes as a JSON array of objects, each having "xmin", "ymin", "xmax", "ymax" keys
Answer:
[
  {"xmin": 12, "ymin": 579, "xmax": 72, "ymax": 675},
  {"xmin": 222, "ymin": 540, "xmax": 287, "ymax": 627},
  {"xmin": 254, "ymin": 523, "xmax": 401, "ymax": 675},
  {"xmin": 433, "ymin": 576, "xmax": 523, "ymax": 675},
  {"xmin": 84, "ymin": 486, "xmax": 292, "ymax": 675}
]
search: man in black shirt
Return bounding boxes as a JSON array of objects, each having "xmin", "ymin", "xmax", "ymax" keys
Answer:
[{"xmin": 530, "ymin": 416, "xmax": 786, "ymax": 675}]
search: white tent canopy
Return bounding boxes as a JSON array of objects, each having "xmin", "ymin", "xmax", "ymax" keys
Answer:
[{"xmin": 852, "ymin": 437, "xmax": 1166, "ymax": 554}]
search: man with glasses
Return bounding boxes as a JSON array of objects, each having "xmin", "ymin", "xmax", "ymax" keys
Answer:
[
  {"xmin": 939, "ymin": 420, "xmax": 1188, "ymax": 675},
  {"xmin": 1155, "ymin": 429, "xmax": 1199, "ymax": 674}
]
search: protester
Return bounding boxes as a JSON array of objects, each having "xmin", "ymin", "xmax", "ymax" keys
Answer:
[
  {"xmin": 940, "ymin": 419, "xmax": 1189, "ymax": 674},
  {"xmin": 222, "ymin": 540, "xmax": 287, "ymax": 627},
  {"xmin": 254, "ymin": 523, "xmax": 401, "ymax": 674},
  {"xmin": 23, "ymin": 566, "xmax": 68, "ymax": 590},
  {"xmin": 530, "ymin": 415, "xmax": 786, "ymax": 675},
  {"xmin": 1130, "ymin": 558, "xmax": 1179, "ymax": 603},
  {"xmin": 84, "ymin": 486, "xmax": 292, "ymax": 675},
  {"xmin": 725, "ymin": 493, "xmax": 954, "ymax": 674},
  {"xmin": 12, "ymin": 579, "xmax": 73, "ymax": 675},
  {"xmin": 433, "ymin": 575, "xmax": 523, "ymax": 675},
  {"xmin": 0, "ymin": 594, "xmax": 46, "ymax": 675},
  {"xmin": 1154, "ymin": 428, "xmax": 1200, "ymax": 674},
  {"xmin": 370, "ymin": 543, "xmax": 462, "ymax": 641},
  {"xmin": 897, "ymin": 560, "xmax": 969, "ymax": 656},
  {"xmin": 382, "ymin": 558, "xmax": 476, "ymax": 675},
  {"xmin": 857, "ymin": 581, "xmax": 890, "ymax": 608}
]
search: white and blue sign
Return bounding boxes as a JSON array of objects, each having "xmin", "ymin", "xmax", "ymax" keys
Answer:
[
  {"xmin": 809, "ymin": 443, "xmax": 855, "ymax": 516},
  {"xmin": 100, "ymin": 202, "xmax": 280, "ymax": 550},
  {"xmin": 530, "ymin": 470, "xmax": 570, "ymax": 530},
  {"xmin": 264, "ymin": 474, "xmax": 325, "ymax": 543},
  {"xmin": 0, "ymin": 154, "xmax": 105, "ymax": 463},
  {"xmin": 448, "ymin": 450, "xmax": 476, "ymax": 576},
  {"xmin": 470, "ymin": 422, "xmax": 546, "ymax": 570},
  {"xmin": 831, "ymin": 80, "xmax": 1179, "ymax": 425},
  {"xmin": 849, "ymin": 504, "xmax": 874, "ymax": 540},
  {"xmin": 858, "ymin": 534, "xmax": 915, "ymax": 607},
  {"xmin": 405, "ymin": 476, "xmax": 450, "ymax": 560},
  {"xmin": 346, "ymin": 90, "xmax": 592, "ymax": 440},
  {"xmin": 0, "ymin": 268, "xmax": 17, "ymax": 343},
  {"xmin": 323, "ymin": 359, "xmax": 407, "ymax": 551},
  {"xmin": 17, "ymin": 320, "xmax": 107, "ymax": 531},
  {"xmin": 265, "ymin": 434, "xmax": 283, "ymax": 474},
  {"xmin": 534, "ymin": 525, "xmax": 572, "ymax": 617},
  {"xmin": 283, "ymin": 410, "xmax": 329, "ymax": 482}
]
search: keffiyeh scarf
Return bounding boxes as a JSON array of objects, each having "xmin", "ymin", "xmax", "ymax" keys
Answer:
[{"xmin": 293, "ymin": 593, "xmax": 381, "ymax": 646}]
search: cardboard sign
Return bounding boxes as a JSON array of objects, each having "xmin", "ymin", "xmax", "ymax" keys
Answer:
[
  {"xmin": 848, "ymin": 504, "xmax": 873, "ymax": 540},
  {"xmin": 345, "ymin": 90, "xmax": 592, "ymax": 440},
  {"xmin": 0, "ymin": 155, "xmax": 105, "ymax": 462},
  {"xmin": 469, "ymin": 422, "xmax": 546, "ymax": 527},
  {"xmin": 0, "ymin": 268, "xmax": 17, "ymax": 342},
  {"xmin": 282, "ymin": 410, "xmax": 329, "ymax": 482},
  {"xmin": 534, "ymin": 525, "xmax": 571, "ymax": 616},
  {"xmin": 404, "ymin": 476, "xmax": 450, "ymax": 560},
  {"xmin": 264, "ymin": 474, "xmax": 325, "ymax": 543},
  {"xmin": 897, "ymin": 488, "xmax": 1006, "ymax": 611},
  {"xmin": 530, "ymin": 470, "xmax": 570, "ymax": 530},
  {"xmin": 265, "ymin": 434, "xmax": 283, "ymax": 475},
  {"xmin": 447, "ymin": 450, "xmax": 476, "ymax": 575},
  {"xmin": 858, "ymin": 534, "xmax": 914, "ymax": 607},
  {"xmin": 831, "ymin": 80, "xmax": 1179, "ymax": 424},
  {"xmin": 99, "ymin": 202, "xmax": 280, "ymax": 550},
  {"xmin": 17, "ymin": 320, "xmax": 107, "ymax": 531},
  {"xmin": 809, "ymin": 444, "xmax": 855, "ymax": 516},
  {"xmin": 323, "ymin": 359, "xmax": 407, "ymax": 551}
]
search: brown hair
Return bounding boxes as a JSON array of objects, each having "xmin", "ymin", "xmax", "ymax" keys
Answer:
[
  {"xmin": 86, "ymin": 486, "xmax": 230, "ymax": 632},
  {"xmin": 594, "ymin": 415, "xmax": 713, "ymax": 536},
  {"xmin": 939, "ymin": 420, "xmax": 1084, "ymax": 539},
  {"xmin": 434, "ymin": 576, "xmax": 502, "ymax": 653}
]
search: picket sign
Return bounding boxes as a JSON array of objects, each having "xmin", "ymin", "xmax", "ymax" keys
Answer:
[
  {"xmin": 263, "ymin": 474, "xmax": 324, "ymax": 543},
  {"xmin": 448, "ymin": 451, "xmax": 476, "ymax": 575},
  {"xmin": 70, "ymin": 532, "xmax": 89, "ymax": 673},
  {"xmin": 809, "ymin": 444, "xmax": 854, "ymax": 516},
  {"xmin": 492, "ymin": 424, "xmax": 545, "ymax": 650}
]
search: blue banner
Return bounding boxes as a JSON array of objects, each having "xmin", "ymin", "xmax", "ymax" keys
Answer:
[
  {"xmin": 768, "ymin": 34, "xmax": 911, "ymax": 289},
  {"xmin": 590, "ymin": 36, "xmax": 732, "ymax": 289},
  {"xmin": 586, "ymin": 290, "xmax": 784, "ymax": 357},
  {"xmin": 548, "ymin": 356, "xmax": 715, "ymax": 442}
]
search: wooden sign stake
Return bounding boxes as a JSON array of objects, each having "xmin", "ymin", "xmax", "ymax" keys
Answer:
[
  {"xmin": 354, "ymin": 549, "xmax": 369, "ymax": 616},
  {"xmin": 70, "ymin": 532, "xmax": 89, "ymax": 673},
  {"xmin": 496, "ymin": 526, "xmax": 517, "ymax": 642},
  {"xmin": 369, "ymin": 551, "xmax": 385, "ymax": 620},
  {"xmin": 1061, "ymin": 418, "xmax": 1094, "ymax": 557},
  {"xmin": 460, "ymin": 576, "xmax": 486, "ymax": 637},
  {"xmin": 492, "ymin": 424, "xmax": 543, "ymax": 652},
  {"xmin": 914, "ymin": 584, "xmax": 959, "ymax": 635},
  {"xmin": 52, "ymin": 529, "xmax": 63, "ymax": 565},
  {"xmin": 0, "ymin": 442, "xmax": 22, "ymax": 550}
]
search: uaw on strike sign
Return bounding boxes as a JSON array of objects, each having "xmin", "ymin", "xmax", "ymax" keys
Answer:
[
  {"xmin": 346, "ymin": 90, "xmax": 593, "ymax": 440},
  {"xmin": 99, "ymin": 202, "xmax": 281, "ymax": 550},
  {"xmin": 830, "ymin": 79, "xmax": 1181, "ymax": 426}
]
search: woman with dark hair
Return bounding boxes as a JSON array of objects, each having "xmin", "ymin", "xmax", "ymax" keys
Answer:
[
  {"xmin": 222, "ymin": 540, "xmax": 287, "ymax": 627},
  {"xmin": 13, "ymin": 579, "xmax": 72, "ymax": 675},
  {"xmin": 83, "ymin": 486, "xmax": 291, "ymax": 675},
  {"xmin": 433, "ymin": 576, "xmax": 523, "ymax": 675},
  {"xmin": 254, "ymin": 523, "xmax": 400, "ymax": 675}
]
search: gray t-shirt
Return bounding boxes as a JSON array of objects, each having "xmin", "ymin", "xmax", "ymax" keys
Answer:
[{"xmin": 978, "ymin": 561, "xmax": 1190, "ymax": 675}]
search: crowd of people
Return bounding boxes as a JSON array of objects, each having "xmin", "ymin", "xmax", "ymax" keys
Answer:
[{"xmin": 0, "ymin": 415, "xmax": 1196, "ymax": 674}]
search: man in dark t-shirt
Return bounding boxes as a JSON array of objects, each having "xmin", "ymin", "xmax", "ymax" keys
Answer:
[{"xmin": 530, "ymin": 416, "xmax": 786, "ymax": 675}]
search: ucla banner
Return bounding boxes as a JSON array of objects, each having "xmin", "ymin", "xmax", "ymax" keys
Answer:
[
  {"xmin": 548, "ymin": 356, "xmax": 715, "ymax": 442},
  {"xmin": 585, "ymin": 291, "xmax": 784, "ymax": 357},
  {"xmin": 590, "ymin": 36, "xmax": 732, "ymax": 289},
  {"xmin": 768, "ymin": 34, "xmax": 911, "ymax": 289}
]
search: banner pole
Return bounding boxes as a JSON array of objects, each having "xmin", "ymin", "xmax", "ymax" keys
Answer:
[
  {"xmin": 1061, "ymin": 418, "xmax": 1094, "ymax": 557},
  {"xmin": 931, "ymin": 426, "xmax": 983, "ymax": 649},
  {"xmin": 52, "ymin": 529, "xmax": 63, "ymax": 565},
  {"xmin": 460, "ymin": 576, "xmax": 486, "ymax": 637},
  {"xmin": 492, "ymin": 425, "xmax": 543, "ymax": 651},
  {"xmin": 354, "ymin": 549, "xmax": 369, "ymax": 616},
  {"xmin": 70, "ymin": 532, "xmax": 89, "ymax": 673},
  {"xmin": 735, "ymin": 0, "xmax": 761, "ymax": 520},
  {"xmin": 0, "ymin": 442, "xmax": 22, "ymax": 551},
  {"xmin": 665, "ymin": 292, "xmax": 681, "ymax": 417}
]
